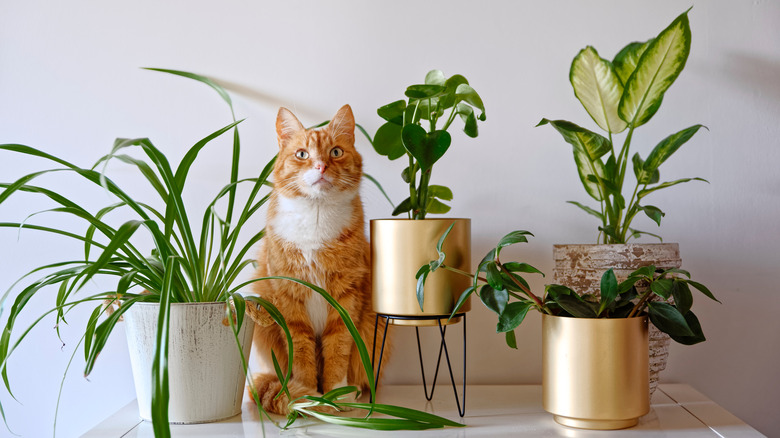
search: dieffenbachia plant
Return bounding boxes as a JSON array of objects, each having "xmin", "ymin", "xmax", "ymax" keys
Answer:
[
  {"xmin": 372, "ymin": 69, "xmax": 486, "ymax": 219},
  {"xmin": 538, "ymin": 9, "xmax": 708, "ymax": 243}
]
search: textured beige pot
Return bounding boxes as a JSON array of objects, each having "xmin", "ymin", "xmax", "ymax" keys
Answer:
[
  {"xmin": 542, "ymin": 314, "xmax": 650, "ymax": 430},
  {"xmin": 124, "ymin": 302, "xmax": 254, "ymax": 424},
  {"xmin": 552, "ymin": 243, "xmax": 681, "ymax": 397},
  {"xmin": 370, "ymin": 218, "xmax": 471, "ymax": 326}
]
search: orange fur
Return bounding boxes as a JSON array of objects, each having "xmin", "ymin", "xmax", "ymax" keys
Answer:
[{"xmin": 249, "ymin": 105, "xmax": 386, "ymax": 415}]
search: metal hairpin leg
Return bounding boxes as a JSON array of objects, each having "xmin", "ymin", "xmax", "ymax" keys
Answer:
[{"xmin": 370, "ymin": 313, "xmax": 467, "ymax": 417}]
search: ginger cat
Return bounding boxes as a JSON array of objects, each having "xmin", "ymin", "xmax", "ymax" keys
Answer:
[{"xmin": 250, "ymin": 104, "xmax": 382, "ymax": 415}]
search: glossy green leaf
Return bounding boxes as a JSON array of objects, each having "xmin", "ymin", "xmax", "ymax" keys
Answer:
[
  {"xmin": 455, "ymin": 84, "xmax": 486, "ymax": 120},
  {"xmin": 391, "ymin": 197, "xmax": 413, "ymax": 216},
  {"xmin": 495, "ymin": 230, "xmax": 534, "ymax": 259},
  {"xmin": 647, "ymin": 301, "xmax": 694, "ymax": 337},
  {"xmin": 633, "ymin": 153, "xmax": 659, "ymax": 185},
  {"xmin": 672, "ymin": 280, "xmax": 693, "ymax": 314},
  {"xmin": 479, "ymin": 284, "xmax": 508, "ymax": 315},
  {"xmin": 425, "ymin": 198, "xmax": 451, "ymax": 215},
  {"xmin": 377, "ymin": 100, "xmax": 407, "ymax": 125},
  {"xmin": 405, "ymin": 84, "xmax": 446, "ymax": 99},
  {"xmin": 436, "ymin": 222, "xmax": 455, "ymax": 254},
  {"xmin": 638, "ymin": 177, "xmax": 708, "ymax": 199},
  {"xmin": 450, "ymin": 286, "xmax": 476, "ymax": 319},
  {"xmin": 612, "ymin": 39, "xmax": 654, "ymax": 85},
  {"xmin": 485, "ymin": 262, "xmax": 504, "ymax": 291},
  {"xmin": 373, "ymin": 122, "xmax": 406, "ymax": 160},
  {"xmin": 502, "ymin": 262, "xmax": 544, "ymax": 277},
  {"xmin": 598, "ymin": 269, "xmax": 618, "ymax": 315},
  {"xmin": 619, "ymin": 10, "xmax": 692, "ymax": 127},
  {"xmin": 401, "ymin": 125, "xmax": 452, "ymax": 172},
  {"xmin": 538, "ymin": 119, "xmax": 610, "ymax": 201},
  {"xmin": 555, "ymin": 294, "xmax": 598, "ymax": 318},
  {"xmin": 570, "ymin": 46, "xmax": 627, "ymax": 133},
  {"xmin": 456, "ymin": 103, "xmax": 479, "ymax": 137},
  {"xmin": 644, "ymin": 125, "xmax": 706, "ymax": 173},
  {"xmin": 567, "ymin": 201, "xmax": 604, "ymax": 221},
  {"xmin": 425, "ymin": 69, "xmax": 447, "ymax": 86},
  {"xmin": 505, "ymin": 330, "xmax": 518, "ymax": 349},
  {"xmin": 668, "ymin": 310, "xmax": 706, "ymax": 345},
  {"xmin": 650, "ymin": 278, "xmax": 675, "ymax": 299},
  {"xmin": 687, "ymin": 280, "xmax": 720, "ymax": 303},
  {"xmin": 497, "ymin": 301, "xmax": 532, "ymax": 333},
  {"xmin": 428, "ymin": 185, "xmax": 453, "ymax": 201},
  {"xmin": 640, "ymin": 205, "xmax": 665, "ymax": 226},
  {"xmin": 415, "ymin": 265, "xmax": 431, "ymax": 311}
]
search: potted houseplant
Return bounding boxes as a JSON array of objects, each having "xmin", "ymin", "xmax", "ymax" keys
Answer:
[
  {"xmin": 0, "ymin": 69, "xmax": 462, "ymax": 436},
  {"xmin": 421, "ymin": 226, "xmax": 719, "ymax": 429},
  {"xmin": 537, "ymin": 8, "xmax": 707, "ymax": 393},
  {"xmin": 370, "ymin": 69, "xmax": 486, "ymax": 324}
]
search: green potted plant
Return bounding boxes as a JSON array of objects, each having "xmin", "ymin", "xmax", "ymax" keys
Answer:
[
  {"xmin": 537, "ymin": 8, "xmax": 707, "ymax": 393},
  {"xmin": 0, "ymin": 69, "xmax": 462, "ymax": 437},
  {"xmin": 369, "ymin": 69, "xmax": 486, "ymax": 324},
  {"xmin": 421, "ymin": 226, "xmax": 719, "ymax": 429}
]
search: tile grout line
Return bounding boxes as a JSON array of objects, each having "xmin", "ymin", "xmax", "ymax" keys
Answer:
[{"xmin": 658, "ymin": 386, "xmax": 726, "ymax": 438}]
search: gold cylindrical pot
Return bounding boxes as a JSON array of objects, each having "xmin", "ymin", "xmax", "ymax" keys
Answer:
[
  {"xmin": 370, "ymin": 218, "xmax": 471, "ymax": 326},
  {"xmin": 542, "ymin": 314, "xmax": 649, "ymax": 430}
]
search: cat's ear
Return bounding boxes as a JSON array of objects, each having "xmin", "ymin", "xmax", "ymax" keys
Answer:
[
  {"xmin": 276, "ymin": 107, "xmax": 305, "ymax": 148},
  {"xmin": 329, "ymin": 104, "xmax": 355, "ymax": 142}
]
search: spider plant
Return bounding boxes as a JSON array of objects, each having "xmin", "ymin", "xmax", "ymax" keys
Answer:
[{"xmin": 0, "ymin": 69, "xmax": 462, "ymax": 437}]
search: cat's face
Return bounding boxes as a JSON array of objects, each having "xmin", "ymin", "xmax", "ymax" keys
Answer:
[{"xmin": 273, "ymin": 105, "xmax": 362, "ymax": 199}]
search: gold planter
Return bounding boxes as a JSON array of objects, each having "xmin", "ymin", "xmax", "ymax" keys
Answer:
[
  {"xmin": 370, "ymin": 218, "xmax": 471, "ymax": 326},
  {"xmin": 542, "ymin": 314, "xmax": 649, "ymax": 430}
]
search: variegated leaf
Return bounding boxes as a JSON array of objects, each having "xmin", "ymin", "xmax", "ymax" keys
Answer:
[
  {"xmin": 612, "ymin": 39, "xmax": 654, "ymax": 85},
  {"xmin": 570, "ymin": 46, "xmax": 627, "ymax": 134},
  {"xmin": 618, "ymin": 11, "xmax": 691, "ymax": 128}
]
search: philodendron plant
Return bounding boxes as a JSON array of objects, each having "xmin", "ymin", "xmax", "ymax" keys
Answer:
[
  {"xmin": 539, "ymin": 9, "xmax": 707, "ymax": 243},
  {"xmin": 372, "ymin": 69, "xmax": 486, "ymax": 219},
  {"xmin": 420, "ymin": 225, "xmax": 719, "ymax": 348}
]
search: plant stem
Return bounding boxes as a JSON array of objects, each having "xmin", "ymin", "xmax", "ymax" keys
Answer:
[
  {"xmin": 441, "ymin": 264, "xmax": 487, "ymax": 283},
  {"xmin": 628, "ymin": 288, "xmax": 653, "ymax": 318}
]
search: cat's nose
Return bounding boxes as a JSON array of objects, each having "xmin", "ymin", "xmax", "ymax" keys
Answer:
[{"xmin": 314, "ymin": 161, "xmax": 327, "ymax": 174}]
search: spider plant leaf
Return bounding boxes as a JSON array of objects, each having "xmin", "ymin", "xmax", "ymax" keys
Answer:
[
  {"xmin": 143, "ymin": 68, "xmax": 234, "ymax": 114},
  {"xmin": 150, "ymin": 257, "xmax": 177, "ymax": 438},
  {"xmin": 618, "ymin": 10, "xmax": 692, "ymax": 127},
  {"xmin": 335, "ymin": 402, "xmax": 464, "ymax": 428},
  {"xmin": 570, "ymin": 46, "xmax": 627, "ymax": 133}
]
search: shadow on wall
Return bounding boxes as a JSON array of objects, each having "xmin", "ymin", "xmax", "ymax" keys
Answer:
[
  {"xmin": 214, "ymin": 77, "xmax": 323, "ymax": 121},
  {"xmin": 723, "ymin": 52, "xmax": 780, "ymax": 101}
]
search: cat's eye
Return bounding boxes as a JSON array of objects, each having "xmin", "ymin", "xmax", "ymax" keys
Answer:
[
  {"xmin": 295, "ymin": 150, "xmax": 309, "ymax": 159},
  {"xmin": 330, "ymin": 147, "xmax": 344, "ymax": 158}
]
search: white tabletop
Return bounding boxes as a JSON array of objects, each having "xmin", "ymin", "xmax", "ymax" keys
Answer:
[{"xmin": 83, "ymin": 384, "xmax": 764, "ymax": 437}]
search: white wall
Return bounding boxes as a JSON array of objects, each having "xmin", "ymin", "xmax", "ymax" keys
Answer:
[{"xmin": 1, "ymin": 1, "xmax": 778, "ymax": 436}]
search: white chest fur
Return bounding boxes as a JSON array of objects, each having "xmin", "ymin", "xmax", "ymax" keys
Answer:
[{"xmin": 270, "ymin": 191, "xmax": 357, "ymax": 264}]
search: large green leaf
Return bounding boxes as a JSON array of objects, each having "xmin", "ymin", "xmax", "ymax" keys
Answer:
[
  {"xmin": 538, "ymin": 119, "xmax": 610, "ymax": 201},
  {"xmin": 570, "ymin": 46, "xmax": 627, "ymax": 133},
  {"xmin": 496, "ymin": 301, "xmax": 532, "ymax": 333},
  {"xmin": 401, "ymin": 125, "xmax": 451, "ymax": 171},
  {"xmin": 618, "ymin": 10, "xmax": 692, "ymax": 127},
  {"xmin": 598, "ymin": 269, "xmax": 618, "ymax": 315},
  {"xmin": 643, "ymin": 124, "xmax": 706, "ymax": 173},
  {"xmin": 373, "ymin": 122, "xmax": 406, "ymax": 160},
  {"xmin": 647, "ymin": 301, "xmax": 694, "ymax": 337},
  {"xmin": 612, "ymin": 39, "xmax": 654, "ymax": 85},
  {"xmin": 377, "ymin": 100, "xmax": 407, "ymax": 125}
]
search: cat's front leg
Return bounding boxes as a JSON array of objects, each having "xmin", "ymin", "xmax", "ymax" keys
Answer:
[{"xmin": 286, "ymin": 317, "xmax": 319, "ymax": 391}]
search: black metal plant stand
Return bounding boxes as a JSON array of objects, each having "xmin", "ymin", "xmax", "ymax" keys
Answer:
[{"xmin": 370, "ymin": 312, "xmax": 467, "ymax": 417}]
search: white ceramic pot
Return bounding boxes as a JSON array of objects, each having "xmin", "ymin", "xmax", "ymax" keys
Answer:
[{"xmin": 124, "ymin": 302, "xmax": 254, "ymax": 424}]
